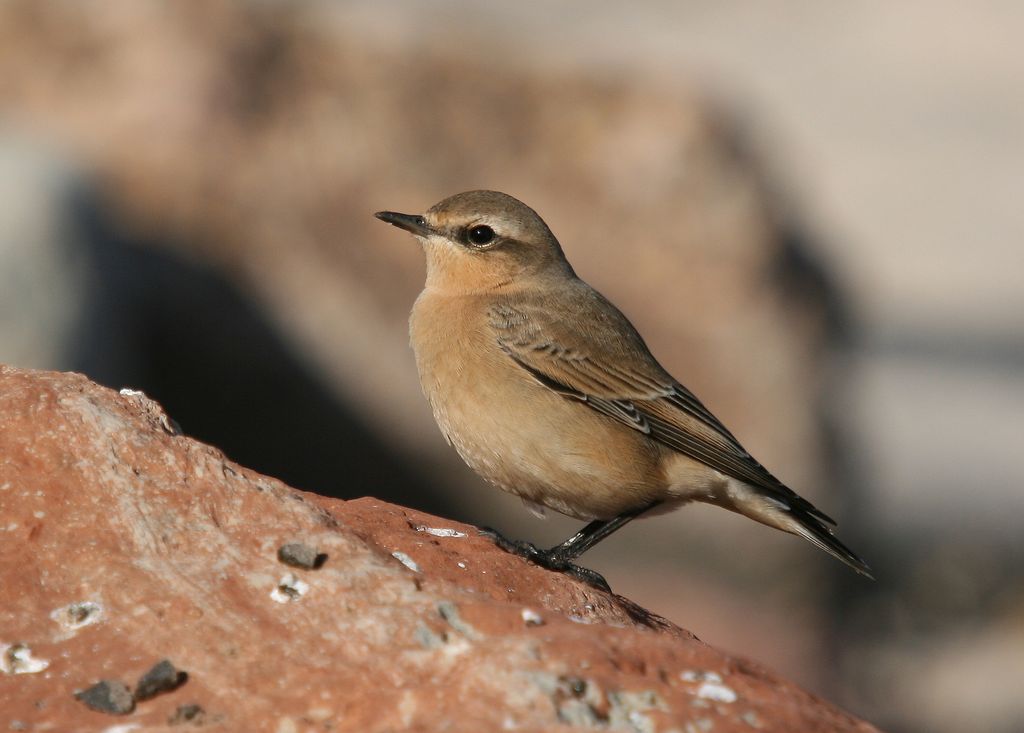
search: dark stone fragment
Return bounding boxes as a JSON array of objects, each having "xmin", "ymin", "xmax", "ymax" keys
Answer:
[
  {"xmin": 75, "ymin": 680, "xmax": 135, "ymax": 715},
  {"xmin": 135, "ymin": 659, "xmax": 188, "ymax": 701},
  {"xmin": 277, "ymin": 542, "xmax": 327, "ymax": 569}
]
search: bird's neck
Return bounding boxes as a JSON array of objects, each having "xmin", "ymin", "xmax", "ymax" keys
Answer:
[{"xmin": 423, "ymin": 251, "xmax": 574, "ymax": 297}]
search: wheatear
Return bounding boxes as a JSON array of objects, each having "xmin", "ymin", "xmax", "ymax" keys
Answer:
[{"xmin": 376, "ymin": 190, "xmax": 870, "ymax": 591}]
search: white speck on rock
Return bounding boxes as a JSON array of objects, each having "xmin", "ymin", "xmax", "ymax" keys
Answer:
[
  {"xmin": 102, "ymin": 724, "xmax": 141, "ymax": 733},
  {"xmin": 392, "ymin": 551, "xmax": 420, "ymax": 572},
  {"xmin": 441, "ymin": 636, "xmax": 472, "ymax": 659},
  {"xmin": 414, "ymin": 525, "xmax": 466, "ymax": 538},
  {"xmin": 1, "ymin": 643, "xmax": 50, "ymax": 674},
  {"xmin": 681, "ymin": 670, "xmax": 737, "ymax": 703},
  {"xmin": 118, "ymin": 388, "xmax": 145, "ymax": 397},
  {"xmin": 627, "ymin": 710, "xmax": 643, "ymax": 727},
  {"xmin": 50, "ymin": 601, "xmax": 104, "ymax": 637},
  {"xmin": 457, "ymin": 561, "xmax": 466, "ymax": 569},
  {"xmin": 696, "ymin": 681, "xmax": 737, "ymax": 704},
  {"xmin": 681, "ymin": 670, "xmax": 722, "ymax": 683},
  {"xmin": 270, "ymin": 574, "xmax": 309, "ymax": 603},
  {"xmin": 521, "ymin": 608, "xmax": 543, "ymax": 626}
]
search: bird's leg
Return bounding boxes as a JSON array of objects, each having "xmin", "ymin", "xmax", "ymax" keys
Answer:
[
  {"xmin": 481, "ymin": 502, "xmax": 660, "ymax": 593},
  {"xmin": 546, "ymin": 502, "xmax": 661, "ymax": 563}
]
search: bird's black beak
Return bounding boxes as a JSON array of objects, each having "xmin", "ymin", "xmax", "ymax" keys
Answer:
[{"xmin": 374, "ymin": 211, "xmax": 431, "ymax": 237}]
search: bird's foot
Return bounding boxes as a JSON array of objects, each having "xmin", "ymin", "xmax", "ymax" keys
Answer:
[
  {"xmin": 545, "ymin": 560, "xmax": 611, "ymax": 593},
  {"xmin": 479, "ymin": 527, "xmax": 543, "ymax": 560},
  {"xmin": 479, "ymin": 528, "xmax": 612, "ymax": 593}
]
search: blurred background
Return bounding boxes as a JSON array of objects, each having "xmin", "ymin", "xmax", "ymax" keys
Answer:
[{"xmin": 1, "ymin": 2, "xmax": 1021, "ymax": 730}]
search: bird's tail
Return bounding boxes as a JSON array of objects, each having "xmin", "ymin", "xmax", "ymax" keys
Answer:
[
  {"xmin": 786, "ymin": 508, "xmax": 873, "ymax": 578},
  {"xmin": 725, "ymin": 482, "xmax": 873, "ymax": 578}
]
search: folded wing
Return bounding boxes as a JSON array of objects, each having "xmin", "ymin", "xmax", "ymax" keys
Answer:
[{"xmin": 488, "ymin": 297, "xmax": 836, "ymax": 526}]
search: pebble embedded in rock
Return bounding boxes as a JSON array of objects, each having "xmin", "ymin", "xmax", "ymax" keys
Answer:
[
  {"xmin": 169, "ymin": 703, "xmax": 207, "ymax": 726},
  {"xmin": 270, "ymin": 573, "xmax": 309, "ymax": 603},
  {"xmin": 277, "ymin": 542, "xmax": 327, "ymax": 569},
  {"xmin": 1, "ymin": 642, "xmax": 49, "ymax": 674},
  {"xmin": 75, "ymin": 680, "xmax": 135, "ymax": 715},
  {"xmin": 135, "ymin": 659, "xmax": 188, "ymax": 701}
]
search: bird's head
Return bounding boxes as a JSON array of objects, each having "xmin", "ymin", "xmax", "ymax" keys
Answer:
[{"xmin": 375, "ymin": 190, "xmax": 573, "ymax": 294}]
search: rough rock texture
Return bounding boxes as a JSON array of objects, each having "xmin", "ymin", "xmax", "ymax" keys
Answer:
[{"xmin": 0, "ymin": 366, "xmax": 877, "ymax": 732}]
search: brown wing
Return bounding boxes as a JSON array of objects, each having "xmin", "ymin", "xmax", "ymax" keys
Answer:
[{"xmin": 489, "ymin": 297, "xmax": 836, "ymax": 526}]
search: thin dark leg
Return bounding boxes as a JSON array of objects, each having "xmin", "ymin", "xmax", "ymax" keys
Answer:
[
  {"xmin": 547, "ymin": 502, "xmax": 658, "ymax": 563},
  {"xmin": 481, "ymin": 501, "xmax": 661, "ymax": 592}
]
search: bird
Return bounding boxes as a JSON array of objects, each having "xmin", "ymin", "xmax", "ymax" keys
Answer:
[{"xmin": 375, "ymin": 190, "xmax": 871, "ymax": 592}]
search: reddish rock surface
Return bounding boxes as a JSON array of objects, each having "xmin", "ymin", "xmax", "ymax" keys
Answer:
[{"xmin": 0, "ymin": 366, "xmax": 879, "ymax": 732}]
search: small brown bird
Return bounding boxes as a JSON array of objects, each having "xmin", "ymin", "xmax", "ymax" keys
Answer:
[{"xmin": 376, "ymin": 190, "xmax": 871, "ymax": 591}]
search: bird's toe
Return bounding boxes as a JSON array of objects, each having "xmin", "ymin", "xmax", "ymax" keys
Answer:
[
  {"xmin": 480, "ymin": 527, "xmax": 542, "ymax": 560},
  {"xmin": 562, "ymin": 563, "xmax": 612, "ymax": 593},
  {"xmin": 480, "ymin": 528, "xmax": 612, "ymax": 593}
]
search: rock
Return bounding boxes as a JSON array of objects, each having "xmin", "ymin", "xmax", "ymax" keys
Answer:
[
  {"xmin": 276, "ymin": 542, "xmax": 326, "ymax": 570},
  {"xmin": 134, "ymin": 659, "xmax": 188, "ymax": 702},
  {"xmin": 0, "ymin": 365, "xmax": 877, "ymax": 732},
  {"xmin": 74, "ymin": 680, "xmax": 135, "ymax": 716},
  {"xmin": 167, "ymin": 703, "xmax": 207, "ymax": 726}
]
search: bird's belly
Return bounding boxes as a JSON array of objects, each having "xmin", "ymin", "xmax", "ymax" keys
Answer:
[
  {"xmin": 442, "ymin": 393, "xmax": 660, "ymax": 519},
  {"xmin": 412, "ymin": 309, "xmax": 665, "ymax": 519}
]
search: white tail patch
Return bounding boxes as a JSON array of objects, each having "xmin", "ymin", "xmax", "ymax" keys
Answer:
[{"xmin": 716, "ymin": 479, "xmax": 798, "ymax": 534}]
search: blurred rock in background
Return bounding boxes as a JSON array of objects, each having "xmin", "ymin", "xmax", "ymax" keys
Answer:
[{"xmin": 1, "ymin": 2, "xmax": 1021, "ymax": 732}]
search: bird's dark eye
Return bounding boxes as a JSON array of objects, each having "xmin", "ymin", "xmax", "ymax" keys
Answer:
[{"xmin": 466, "ymin": 225, "xmax": 495, "ymax": 246}]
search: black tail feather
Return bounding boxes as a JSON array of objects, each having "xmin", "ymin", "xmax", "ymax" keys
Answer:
[{"xmin": 791, "ymin": 507, "xmax": 873, "ymax": 578}]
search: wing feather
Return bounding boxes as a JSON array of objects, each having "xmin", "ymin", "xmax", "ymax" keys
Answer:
[{"xmin": 490, "ymin": 299, "xmax": 836, "ymax": 525}]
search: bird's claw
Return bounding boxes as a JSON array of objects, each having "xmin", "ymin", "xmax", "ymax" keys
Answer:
[
  {"xmin": 479, "ymin": 527, "xmax": 542, "ymax": 559},
  {"xmin": 479, "ymin": 527, "xmax": 612, "ymax": 593},
  {"xmin": 558, "ymin": 563, "xmax": 612, "ymax": 594}
]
